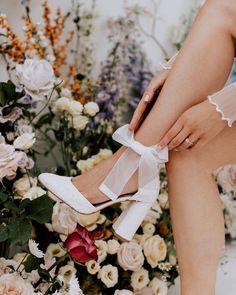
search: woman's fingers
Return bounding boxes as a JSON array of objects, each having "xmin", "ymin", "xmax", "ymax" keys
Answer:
[
  {"xmin": 129, "ymin": 73, "xmax": 167, "ymax": 131},
  {"xmin": 157, "ymin": 120, "xmax": 183, "ymax": 149},
  {"xmin": 168, "ymin": 128, "xmax": 190, "ymax": 150}
]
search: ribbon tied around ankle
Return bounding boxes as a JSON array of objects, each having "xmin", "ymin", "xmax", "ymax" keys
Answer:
[{"xmin": 111, "ymin": 124, "xmax": 169, "ymax": 204}]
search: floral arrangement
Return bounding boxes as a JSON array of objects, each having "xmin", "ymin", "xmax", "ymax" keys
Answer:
[{"xmin": 1, "ymin": 1, "xmax": 236, "ymax": 294}]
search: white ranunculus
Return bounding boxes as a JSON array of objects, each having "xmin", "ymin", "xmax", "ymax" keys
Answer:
[
  {"xmin": 23, "ymin": 186, "xmax": 46, "ymax": 200},
  {"xmin": 0, "ymin": 273, "xmax": 37, "ymax": 295},
  {"xmin": 0, "ymin": 143, "xmax": 25, "ymax": 180},
  {"xmin": 117, "ymin": 241, "xmax": 144, "ymax": 272},
  {"xmin": 158, "ymin": 193, "xmax": 169, "ymax": 209},
  {"xmin": 114, "ymin": 290, "xmax": 133, "ymax": 295},
  {"xmin": 107, "ymin": 239, "xmax": 120, "ymax": 255},
  {"xmin": 84, "ymin": 101, "xmax": 99, "ymax": 116},
  {"xmin": 16, "ymin": 59, "xmax": 55, "ymax": 100},
  {"xmin": 76, "ymin": 158, "xmax": 95, "ymax": 174},
  {"xmin": 78, "ymin": 211, "xmax": 100, "ymax": 231},
  {"xmin": 46, "ymin": 243, "xmax": 66, "ymax": 258},
  {"xmin": 67, "ymin": 100, "xmax": 83, "ymax": 116},
  {"xmin": 143, "ymin": 235, "xmax": 167, "ymax": 268},
  {"xmin": 95, "ymin": 240, "xmax": 107, "ymax": 264},
  {"xmin": 98, "ymin": 264, "xmax": 118, "ymax": 288},
  {"xmin": 58, "ymin": 264, "xmax": 77, "ymax": 282},
  {"xmin": 97, "ymin": 148, "xmax": 113, "ymax": 160},
  {"xmin": 72, "ymin": 115, "xmax": 89, "ymax": 131},
  {"xmin": 142, "ymin": 222, "xmax": 156, "ymax": 237},
  {"xmin": 86, "ymin": 260, "xmax": 100, "ymax": 275},
  {"xmin": 131, "ymin": 268, "xmax": 149, "ymax": 291},
  {"xmin": 149, "ymin": 277, "xmax": 168, "ymax": 295},
  {"xmin": 13, "ymin": 133, "xmax": 36, "ymax": 151},
  {"xmin": 53, "ymin": 97, "xmax": 83, "ymax": 117},
  {"xmin": 13, "ymin": 175, "xmax": 37, "ymax": 197}
]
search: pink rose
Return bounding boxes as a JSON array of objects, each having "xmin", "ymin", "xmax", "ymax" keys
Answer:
[
  {"xmin": 0, "ymin": 106, "xmax": 22, "ymax": 123},
  {"xmin": 65, "ymin": 224, "xmax": 98, "ymax": 263}
]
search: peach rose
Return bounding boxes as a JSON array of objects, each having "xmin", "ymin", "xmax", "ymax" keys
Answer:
[{"xmin": 0, "ymin": 273, "xmax": 36, "ymax": 295}]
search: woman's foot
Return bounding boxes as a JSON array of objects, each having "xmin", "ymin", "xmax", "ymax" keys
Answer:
[{"xmin": 71, "ymin": 147, "xmax": 138, "ymax": 205}]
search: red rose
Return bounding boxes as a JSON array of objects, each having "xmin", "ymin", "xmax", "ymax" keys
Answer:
[{"xmin": 65, "ymin": 224, "xmax": 98, "ymax": 263}]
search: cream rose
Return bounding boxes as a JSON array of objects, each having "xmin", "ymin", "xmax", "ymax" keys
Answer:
[
  {"xmin": 149, "ymin": 277, "xmax": 168, "ymax": 295},
  {"xmin": 72, "ymin": 115, "xmax": 89, "ymax": 131},
  {"xmin": 95, "ymin": 240, "xmax": 107, "ymax": 263},
  {"xmin": 117, "ymin": 241, "xmax": 144, "ymax": 271},
  {"xmin": 53, "ymin": 97, "xmax": 83, "ymax": 117},
  {"xmin": 16, "ymin": 59, "xmax": 55, "ymax": 100},
  {"xmin": 76, "ymin": 158, "xmax": 95, "ymax": 174},
  {"xmin": 143, "ymin": 235, "xmax": 167, "ymax": 268},
  {"xmin": 107, "ymin": 239, "xmax": 120, "ymax": 255},
  {"xmin": 84, "ymin": 101, "xmax": 99, "ymax": 116},
  {"xmin": 0, "ymin": 273, "xmax": 36, "ymax": 295},
  {"xmin": 78, "ymin": 211, "xmax": 103, "ymax": 231},
  {"xmin": 142, "ymin": 222, "xmax": 156, "ymax": 237},
  {"xmin": 86, "ymin": 260, "xmax": 100, "ymax": 275},
  {"xmin": 98, "ymin": 264, "xmax": 118, "ymax": 288},
  {"xmin": 131, "ymin": 268, "xmax": 150, "ymax": 291},
  {"xmin": 13, "ymin": 133, "xmax": 36, "ymax": 151},
  {"xmin": 13, "ymin": 175, "xmax": 37, "ymax": 197}
]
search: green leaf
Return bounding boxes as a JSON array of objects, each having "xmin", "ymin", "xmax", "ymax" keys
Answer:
[
  {"xmin": 4, "ymin": 200, "xmax": 20, "ymax": 212},
  {"xmin": 34, "ymin": 113, "xmax": 54, "ymax": 129},
  {"xmin": 25, "ymin": 195, "xmax": 53, "ymax": 224},
  {"xmin": 23, "ymin": 254, "xmax": 39, "ymax": 272},
  {"xmin": 0, "ymin": 223, "xmax": 9, "ymax": 242},
  {"xmin": 0, "ymin": 80, "xmax": 16, "ymax": 106},
  {"xmin": 38, "ymin": 266, "xmax": 51, "ymax": 281},
  {"xmin": 19, "ymin": 198, "xmax": 31, "ymax": 209},
  {"xmin": 0, "ymin": 190, "xmax": 9, "ymax": 203},
  {"xmin": 8, "ymin": 218, "xmax": 31, "ymax": 246}
]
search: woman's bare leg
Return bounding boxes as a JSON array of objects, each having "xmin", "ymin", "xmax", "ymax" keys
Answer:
[
  {"xmin": 73, "ymin": 0, "xmax": 236, "ymax": 204},
  {"xmin": 166, "ymin": 122, "xmax": 236, "ymax": 295}
]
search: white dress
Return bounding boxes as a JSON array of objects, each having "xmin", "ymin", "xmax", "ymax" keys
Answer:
[{"xmin": 160, "ymin": 52, "xmax": 236, "ymax": 128}]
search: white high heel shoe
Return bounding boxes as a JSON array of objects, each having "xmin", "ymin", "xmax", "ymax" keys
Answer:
[{"xmin": 38, "ymin": 124, "xmax": 168, "ymax": 241}]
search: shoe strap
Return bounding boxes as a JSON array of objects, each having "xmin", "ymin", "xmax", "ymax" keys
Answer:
[{"xmin": 98, "ymin": 124, "xmax": 168, "ymax": 204}]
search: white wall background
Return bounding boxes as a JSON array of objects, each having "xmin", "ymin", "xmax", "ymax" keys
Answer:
[{"xmin": 0, "ymin": 0, "xmax": 201, "ymax": 80}]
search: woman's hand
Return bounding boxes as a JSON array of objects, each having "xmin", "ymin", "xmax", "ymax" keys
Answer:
[
  {"xmin": 157, "ymin": 99, "xmax": 228, "ymax": 151},
  {"xmin": 129, "ymin": 69, "xmax": 169, "ymax": 131}
]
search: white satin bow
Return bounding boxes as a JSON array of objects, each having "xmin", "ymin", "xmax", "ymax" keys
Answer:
[{"xmin": 110, "ymin": 124, "xmax": 169, "ymax": 204}]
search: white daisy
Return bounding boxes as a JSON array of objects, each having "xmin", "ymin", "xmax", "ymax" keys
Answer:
[
  {"xmin": 67, "ymin": 274, "xmax": 83, "ymax": 295},
  {"xmin": 28, "ymin": 239, "xmax": 44, "ymax": 258}
]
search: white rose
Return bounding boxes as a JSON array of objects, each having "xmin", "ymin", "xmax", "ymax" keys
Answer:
[
  {"xmin": 158, "ymin": 193, "xmax": 169, "ymax": 209},
  {"xmin": 149, "ymin": 277, "xmax": 168, "ymax": 295},
  {"xmin": 72, "ymin": 115, "xmax": 89, "ymax": 131},
  {"xmin": 16, "ymin": 59, "xmax": 55, "ymax": 100},
  {"xmin": 98, "ymin": 264, "xmax": 118, "ymax": 288},
  {"xmin": 13, "ymin": 133, "xmax": 36, "ymax": 151},
  {"xmin": 95, "ymin": 240, "xmax": 107, "ymax": 263},
  {"xmin": 169, "ymin": 254, "xmax": 177, "ymax": 266},
  {"xmin": 46, "ymin": 202, "xmax": 79, "ymax": 239},
  {"xmin": 86, "ymin": 260, "xmax": 100, "ymax": 275},
  {"xmin": 84, "ymin": 101, "xmax": 99, "ymax": 116},
  {"xmin": 217, "ymin": 165, "xmax": 236, "ymax": 193},
  {"xmin": 0, "ymin": 143, "xmax": 26, "ymax": 180},
  {"xmin": 144, "ymin": 201, "xmax": 162, "ymax": 224},
  {"xmin": 131, "ymin": 268, "xmax": 150, "ymax": 291},
  {"xmin": 13, "ymin": 175, "xmax": 37, "ymax": 197},
  {"xmin": 53, "ymin": 97, "xmax": 70, "ymax": 113},
  {"xmin": 143, "ymin": 235, "xmax": 167, "ymax": 268},
  {"xmin": 67, "ymin": 100, "xmax": 83, "ymax": 116},
  {"xmin": 133, "ymin": 234, "xmax": 150, "ymax": 248},
  {"xmin": 107, "ymin": 239, "xmax": 120, "ymax": 255},
  {"xmin": 117, "ymin": 241, "xmax": 144, "ymax": 271},
  {"xmin": 46, "ymin": 243, "xmax": 66, "ymax": 258},
  {"xmin": 58, "ymin": 264, "xmax": 77, "ymax": 282},
  {"xmin": 0, "ymin": 273, "xmax": 37, "ymax": 295},
  {"xmin": 142, "ymin": 222, "xmax": 156, "ymax": 237},
  {"xmin": 114, "ymin": 290, "xmax": 133, "ymax": 295},
  {"xmin": 23, "ymin": 186, "xmax": 46, "ymax": 200}
]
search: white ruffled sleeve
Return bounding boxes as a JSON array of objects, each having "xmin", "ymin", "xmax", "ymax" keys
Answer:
[
  {"xmin": 207, "ymin": 82, "xmax": 236, "ymax": 127},
  {"xmin": 159, "ymin": 51, "xmax": 179, "ymax": 70}
]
